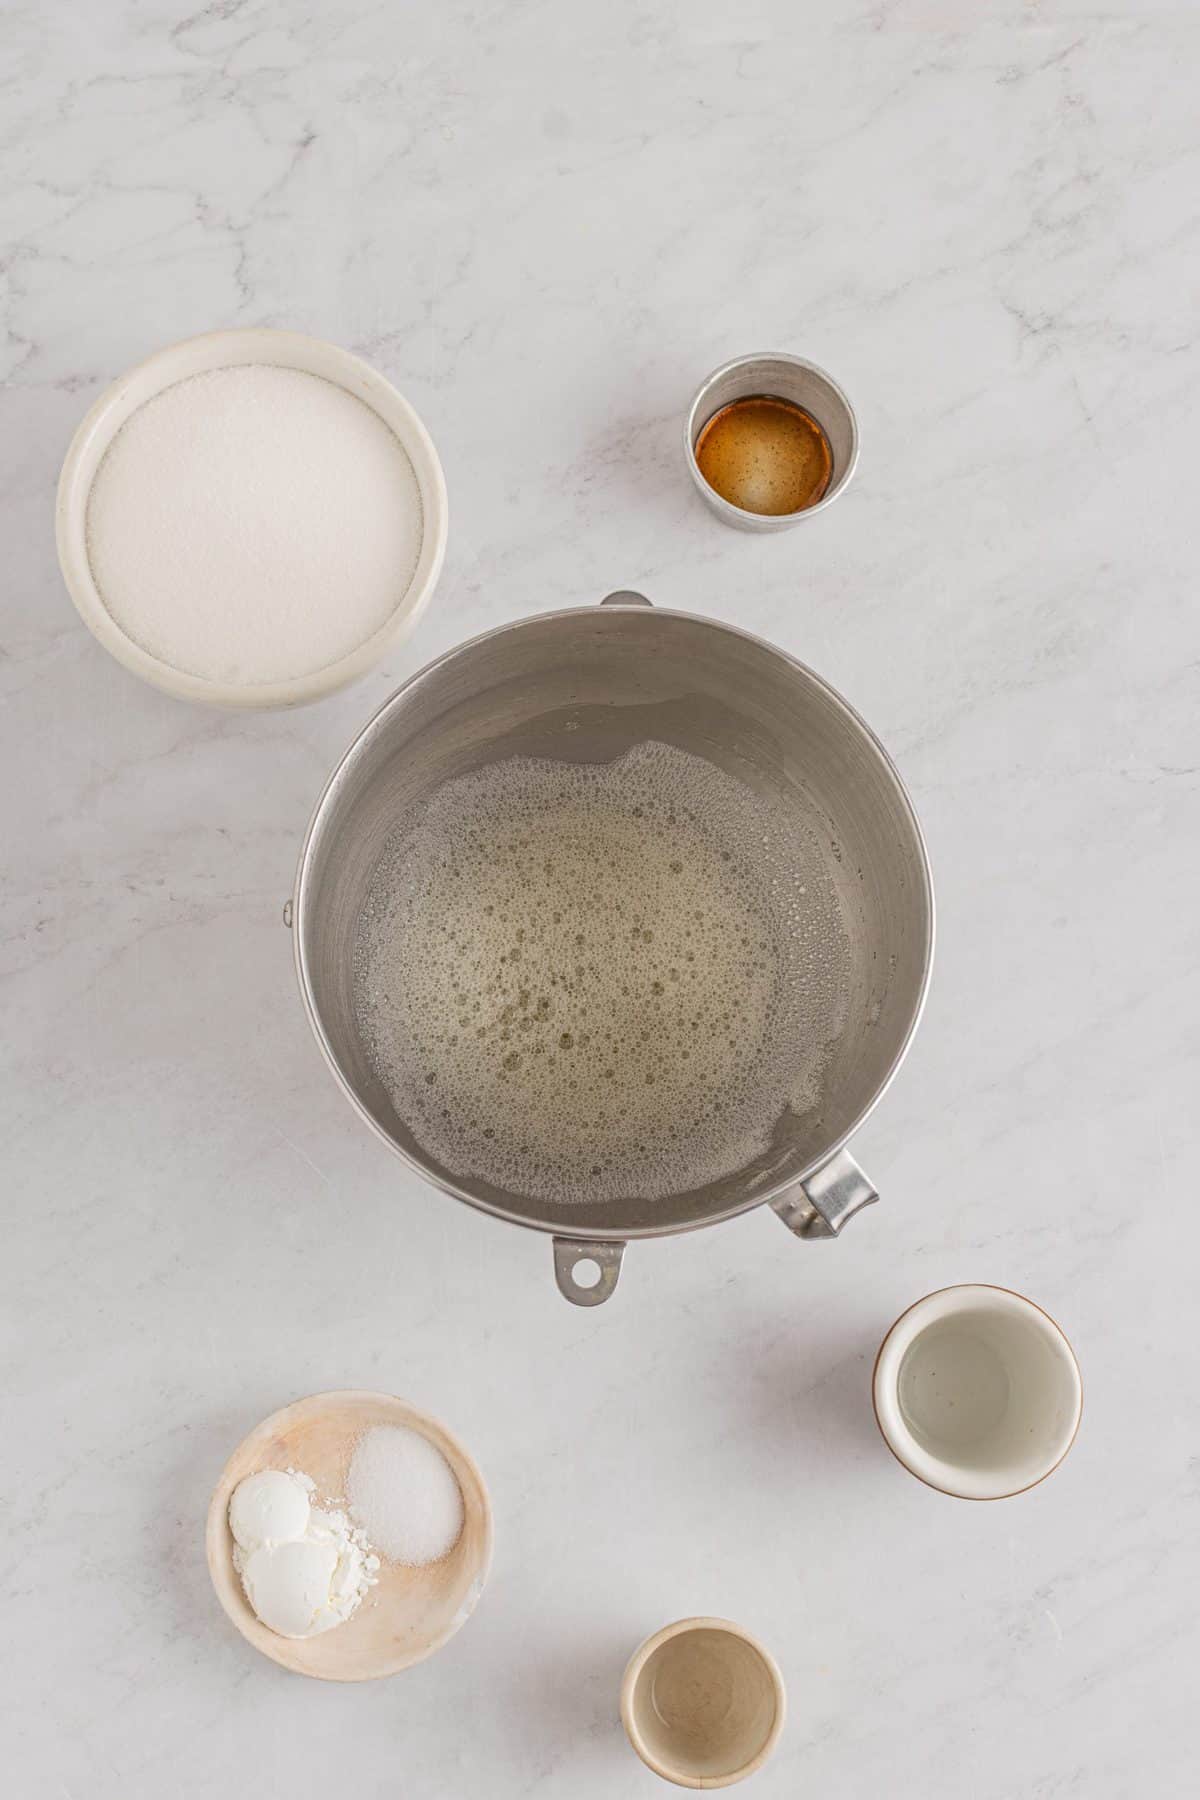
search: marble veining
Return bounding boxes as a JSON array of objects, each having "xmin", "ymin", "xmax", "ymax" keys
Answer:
[{"xmin": 2, "ymin": 3, "xmax": 1196, "ymax": 1795}]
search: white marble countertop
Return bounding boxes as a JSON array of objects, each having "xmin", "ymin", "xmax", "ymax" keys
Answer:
[{"xmin": 4, "ymin": 4, "xmax": 1196, "ymax": 1795}]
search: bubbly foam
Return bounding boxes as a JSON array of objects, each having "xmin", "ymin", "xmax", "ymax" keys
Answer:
[{"xmin": 353, "ymin": 742, "xmax": 850, "ymax": 1204}]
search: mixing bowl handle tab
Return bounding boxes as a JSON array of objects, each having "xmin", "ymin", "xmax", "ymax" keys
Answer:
[
  {"xmin": 598, "ymin": 590, "xmax": 653, "ymax": 607},
  {"xmin": 553, "ymin": 1238, "xmax": 626, "ymax": 1305},
  {"xmin": 770, "ymin": 1148, "xmax": 878, "ymax": 1239}
]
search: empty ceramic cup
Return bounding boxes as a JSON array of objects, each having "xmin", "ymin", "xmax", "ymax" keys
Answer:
[
  {"xmin": 872, "ymin": 1284, "xmax": 1082, "ymax": 1500},
  {"xmin": 620, "ymin": 1617, "xmax": 786, "ymax": 1788}
]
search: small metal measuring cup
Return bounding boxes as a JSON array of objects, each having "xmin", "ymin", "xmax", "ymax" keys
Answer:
[{"xmin": 685, "ymin": 352, "xmax": 859, "ymax": 532}]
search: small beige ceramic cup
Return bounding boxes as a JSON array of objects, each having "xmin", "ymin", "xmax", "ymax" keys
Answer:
[
  {"xmin": 621, "ymin": 1617, "xmax": 785, "ymax": 1789},
  {"xmin": 873, "ymin": 1284, "xmax": 1082, "ymax": 1500}
]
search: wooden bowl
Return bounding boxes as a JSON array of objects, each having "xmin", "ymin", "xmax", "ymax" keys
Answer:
[{"xmin": 205, "ymin": 1390, "xmax": 492, "ymax": 1681}]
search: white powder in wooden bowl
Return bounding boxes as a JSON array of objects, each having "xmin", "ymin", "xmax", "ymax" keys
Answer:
[
  {"xmin": 347, "ymin": 1424, "xmax": 464, "ymax": 1566},
  {"xmin": 85, "ymin": 364, "xmax": 424, "ymax": 686}
]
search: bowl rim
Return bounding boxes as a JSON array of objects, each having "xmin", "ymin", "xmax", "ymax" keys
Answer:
[
  {"xmin": 55, "ymin": 328, "xmax": 448, "ymax": 710},
  {"xmin": 619, "ymin": 1614, "xmax": 787, "ymax": 1788},
  {"xmin": 204, "ymin": 1388, "xmax": 494, "ymax": 1680},
  {"xmin": 871, "ymin": 1284, "xmax": 1083, "ymax": 1501},
  {"xmin": 290, "ymin": 600, "xmax": 936, "ymax": 1243}
]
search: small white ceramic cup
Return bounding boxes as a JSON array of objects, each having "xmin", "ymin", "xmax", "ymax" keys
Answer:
[
  {"xmin": 620, "ymin": 1617, "xmax": 785, "ymax": 1789},
  {"xmin": 873, "ymin": 1284, "xmax": 1082, "ymax": 1501},
  {"xmin": 56, "ymin": 328, "xmax": 448, "ymax": 709}
]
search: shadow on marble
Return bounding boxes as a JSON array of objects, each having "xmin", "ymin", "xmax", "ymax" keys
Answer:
[
  {"xmin": 712, "ymin": 1311, "xmax": 887, "ymax": 1477},
  {"xmin": 578, "ymin": 400, "xmax": 699, "ymax": 530},
  {"xmin": 158, "ymin": 1404, "xmax": 276, "ymax": 1668},
  {"xmin": 493, "ymin": 1623, "xmax": 634, "ymax": 1787}
]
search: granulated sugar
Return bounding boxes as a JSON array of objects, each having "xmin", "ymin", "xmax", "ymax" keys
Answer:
[
  {"xmin": 85, "ymin": 364, "xmax": 423, "ymax": 686},
  {"xmin": 347, "ymin": 1425, "xmax": 464, "ymax": 1566}
]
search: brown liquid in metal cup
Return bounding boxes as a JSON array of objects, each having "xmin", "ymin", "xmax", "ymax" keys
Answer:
[{"xmin": 695, "ymin": 395, "xmax": 833, "ymax": 517}]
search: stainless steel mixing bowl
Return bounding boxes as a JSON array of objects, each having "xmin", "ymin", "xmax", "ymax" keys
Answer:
[{"xmin": 290, "ymin": 594, "xmax": 933, "ymax": 1304}]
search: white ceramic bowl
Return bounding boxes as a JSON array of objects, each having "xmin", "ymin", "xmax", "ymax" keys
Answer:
[
  {"xmin": 872, "ymin": 1284, "xmax": 1082, "ymax": 1501},
  {"xmin": 56, "ymin": 329, "xmax": 448, "ymax": 709}
]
